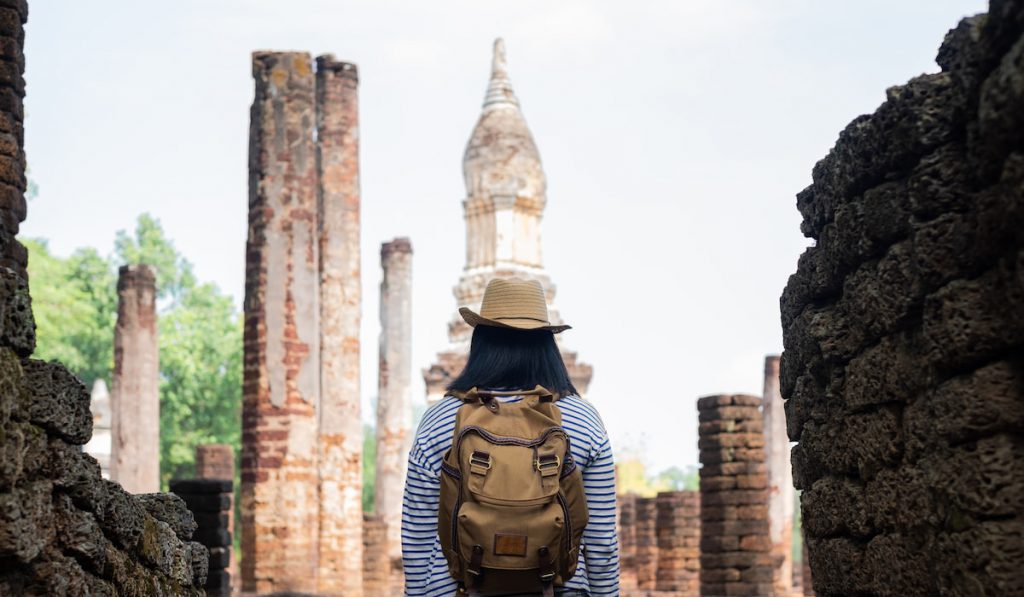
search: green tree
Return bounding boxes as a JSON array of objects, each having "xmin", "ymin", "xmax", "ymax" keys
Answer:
[
  {"xmin": 654, "ymin": 465, "xmax": 699, "ymax": 491},
  {"xmin": 115, "ymin": 213, "xmax": 195, "ymax": 302},
  {"xmin": 26, "ymin": 239, "xmax": 116, "ymax": 386}
]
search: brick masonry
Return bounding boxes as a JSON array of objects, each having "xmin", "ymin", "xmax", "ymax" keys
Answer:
[
  {"xmin": 634, "ymin": 496, "xmax": 658, "ymax": 590},
  {"xmin": 697, "ymin": 394, "xmax": 773, "ymax": 596},
  {"xmin": 762, "ymin": 355, "xmax": 794, "ymax": 594},
  {"xmin": 362, "ymin": 513, "xmax": 390, "ymax": 596},
  {"xmin": 194, "ymin": 444, "xmax": 236, "ymax": 589},
  {"xmin": 241, "ymin": 50, "xmax": 321, "ymax": 594},
  {"xmin": 377, "ymin": 237, "xmax": 413, "ymax": 570},
  {"xmin": 171, "ymin": 479, "xmax": 233, "ymax": 597},
  {"xmin": 316, "ymin": 54, "xmax": 364, "ymax": 595},
  {"xmin": 618, "ymin": 493, "xmax": 638, "ymax": 590},
  {"xmin": 655, "ymin": 490, "xmax": 700, "ymax": 594},
  {"xmin": 780, "ymin": 2, "xmax": 1024, "ymax": 595},
  {"xmin": 0, "ymin": 2, "xmax": 207, "ymax": 593},
  {"xmin": 111, "ymin": 264, "xmax": 160, "ymax": 494}
]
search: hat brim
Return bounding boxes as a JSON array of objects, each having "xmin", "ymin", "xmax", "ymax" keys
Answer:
[{"xmin": 459, "ymin": 307, "xmax": 571, "ymax": 334}]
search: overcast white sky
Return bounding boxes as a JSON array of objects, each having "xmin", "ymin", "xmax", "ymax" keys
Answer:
[{"xmin": 22, "ymin": 0, "xmax": 986, "ymax": 473}]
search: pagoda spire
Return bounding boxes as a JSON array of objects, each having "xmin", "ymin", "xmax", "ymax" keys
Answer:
[{"xmin": 483, "ymin": 38, "xmax": 519, "ymax": 110}]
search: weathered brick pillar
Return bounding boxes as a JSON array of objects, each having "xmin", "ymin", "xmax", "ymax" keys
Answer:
[
  {"xmin": 110, "ymin": 264, "xmax": 159, "ymax": 494},
  {"xmin": 241, "ymin": 50, "xmax": 321, "ymax": 593},
  {"xmin": 763, "ymin": 355, "xmax": 794, "ymax": 593},
  {"xmin": 376, "ymin": 238, "xmax": 413, "ymax": 567},
  {"xmin": 656, "ymin": 490, "xmax": 700, "ymax": 593},
  {"xmin": 362, "ymin": 514, "xmax": 390, "ymax": 596},
  {"xmin": 634, "ymin": 496, "xmax": 658, "ymax": 590},
  {"xmin": 617, "ymin": 493, "xmax": 638, "ymax": 590},
  {"xmin": 316, "ymin": 53, "xmax": 364, "ymax": 595},
  {"xmin": 196, "ymin": 444, "xmax": 236, "ymax": 589},
  {"xmin": 698, "ymin": 394, "xmax": 773, "ymax": 596},
  {"xmin": 172, "ymin": 479, "xmax": 234, "ymax": 596}
]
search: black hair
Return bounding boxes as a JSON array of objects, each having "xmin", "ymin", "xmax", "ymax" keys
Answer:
[{"xmin": 446, "ymin": 325, "xmax": 578, "ymax": 397}]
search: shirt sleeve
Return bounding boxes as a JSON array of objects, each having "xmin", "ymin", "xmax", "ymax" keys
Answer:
[
  {"xmin": 401, "ymin": 444, "xmax": 441, "ymax": 596},
  {"xmin": 581, "ymin": 434, "xmax": 620, "ymax": 596}
]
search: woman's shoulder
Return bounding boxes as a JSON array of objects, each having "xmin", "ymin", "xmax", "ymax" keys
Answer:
[{"xmin": 556, "ymin": 395, "xmax": 607, "ymax": 433}]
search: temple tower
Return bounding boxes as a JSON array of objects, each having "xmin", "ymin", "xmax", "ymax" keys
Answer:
[
  {"xmin": 110, "ymin": 264, "xmax": 159, "ymax": 494},
  {"xmin": 424, "ymin": 39, "xmax": 592, "ymax": 401}
]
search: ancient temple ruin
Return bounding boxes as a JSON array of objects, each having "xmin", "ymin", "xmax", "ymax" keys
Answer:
[
  {"xmin": 781, "ymin": 2, "xmax": 1024, "ymax": 594},
  {"xmin": 0, "ymin": 3, "xmax": 208, "ymax": 593},
  {"xmin": 376, "ymin": 237, "xmax": 413, "ymax": 571},
  {"xmin": 241, "ymin": 51, "xmax": 366, "ymax": 594},
  {"xmin": 423, "ymin": 39, "xmax": 592, "ymax": 401}
]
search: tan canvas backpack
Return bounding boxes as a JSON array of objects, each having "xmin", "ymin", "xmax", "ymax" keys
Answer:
[{"xmin": 439, "ymin": 386, "xmax": 589, "ymax": 596}]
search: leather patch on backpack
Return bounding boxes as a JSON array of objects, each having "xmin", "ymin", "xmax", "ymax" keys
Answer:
[{"xmin": 493, "ymin": 533, "xmax": 528, "ymax": 557}]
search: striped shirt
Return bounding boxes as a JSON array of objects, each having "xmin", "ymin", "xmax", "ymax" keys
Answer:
[{"xmin": 401, "ymin": 393, "xmax": 620, "ymax": 596}]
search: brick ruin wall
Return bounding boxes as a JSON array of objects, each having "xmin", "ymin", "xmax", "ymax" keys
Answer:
[
  {"xmin": 781, "ymin": 1, "xmax": 1024, "ymax": 595},
  {"xmin": 0, "ymin": 2, "xmax": 208, "ymax": 594},
  {"xmin": 655, "ymin": 491, "xmax": 700, "ymax": 594},
  {"xmin": 697, "ymin": 394, "xmax": 773, "ymax": 596}
]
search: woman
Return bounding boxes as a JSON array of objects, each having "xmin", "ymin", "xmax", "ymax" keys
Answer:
[{"xmin": 401, "ymin": 278, "xmax": 619, "ymax": 596}]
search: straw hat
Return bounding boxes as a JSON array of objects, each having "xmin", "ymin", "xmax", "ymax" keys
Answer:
[{"xmin": 459, "ymin": 278, "xmax": 571, "ymax": 333}]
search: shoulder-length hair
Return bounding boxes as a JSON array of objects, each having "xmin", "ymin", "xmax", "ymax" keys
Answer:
[{"xmin": 446, "ymin": 325, "xmax": 578, "ymax": 397}]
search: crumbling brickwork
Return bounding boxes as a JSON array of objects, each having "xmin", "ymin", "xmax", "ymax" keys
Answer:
[
  {"xmin": 762, "ymin": 355, "xmax": 794, "ymax": 594},
  {"xmin": 316, "ymin": 54, "xmax": 364, "ymax": 595},
  {"xmin": 376, "ymin": 237, "xmax": 413, "ymax": 571},
  {"xmin": 0, "ymin": 3, "xmax": 207, "ymax": 594},
  {"xmin": 171, "ymin": 480, "xmax": 233, "ymax": 597},
  {"xmin": 634, "ymin": 496, "xmax": 658, "ymax": 590},
  {"xmin": 194, "ymin": 445, "xmax": 235, "ymax": 592},
  {"xmin": 655, "ymin": 490, "xmax": 700, "ymax": 593},
  {"xmin": 361, "ymin": 514, "xmax": 389, "ymax": 596},
  {"xmin": 241, "ymin": 50, "xmax": 321, "ymax": 593},
  {"xmin": 111, "ymin": 264, "xmax": 160, "ymax": 494},
  {"xmin": 698, "ymin": 394, "xmax": 772, "ymax": 596},
  {"xmin": 780, "ymin": 2, "xmax": 1024, "ymax": 595},
  {"xmin": 618, "ymin": 493, "xmax": 638, "ymax": 590}
]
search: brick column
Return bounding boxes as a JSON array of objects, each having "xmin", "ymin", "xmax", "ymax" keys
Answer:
[
  {"xmin": 362, "ymin": 514, "xmax": 390, "ymax": 596},
  {"xmin": 617, "ymin": 493, "xmax": 638, "ymax": 590},
  {"xmin": 656, "ymin": 490, "xmax": 700, "ymax": 593},
  {"xmin": 316, "ymin": 54, "xmax": 364, "ymax": 595},
  {"xmin": 241, "ymin": 50, "xmax": 321, "ymax": 593},
  {"xmin": 110, "ymin": 264, "xmax": 159, "ymax": 494},
  {"xmin": 698, "ymin": 394, "xmax": 773, "ymax": 596},
  {"xmin": 634, "ymin": 496, "xmax": 658, "ymax": 590},
  {"xmin": 763, "ymin": 355, "xmax": 794, "ymax": 594},
  {"xmin": 172, "ymin": 479, "xmax": 234, "ymax": 597},
  {"xmin": 376, "ymin": 238, "xmax": 413, "ymax": 567},
  {"xmin": 196, "ymin": 444, "xmax": 236, "ymax": 588}
]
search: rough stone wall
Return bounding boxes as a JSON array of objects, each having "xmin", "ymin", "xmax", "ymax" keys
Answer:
[
  {"xmin": 0, "ymin": 4, "xmax": 207, "ymax": 594},
  {"xmin": 111, "ymin": 264, "xmax": 160, "ymax": 494},
  {"xmin": 376, "ymin": 238, "xmax": 413, "ymax": 569},
  {"xmin": 762, "ymin": 355, "xmax": 794, "ymax": 594},
  {"xmin": 316, "ymin": 53, "xmax": 364, "ymax": 595},
  {"xmin": 655, "ymin": 490, "xmax": 700, "ymax": 594},
  {"xmin": 241, "ymin": 50, "xmax": 321, "ymax": 593},
  {"xmin": 697, "ymin": 394, "xmax": 772, "ymax": 596},
  {"xmin": 780, "ymin": 3, "xmax": 1024, "ymax": 595},
  {"xmin": 171, "ymin": 480, "xmax": 232, "ymax": 596}
]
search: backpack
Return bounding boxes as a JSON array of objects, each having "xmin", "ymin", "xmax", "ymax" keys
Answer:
[{"xmin": 439, "ymin": 386, "xmax": 589, "ymax": 596}]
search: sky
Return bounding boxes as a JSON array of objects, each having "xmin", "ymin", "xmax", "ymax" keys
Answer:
[{"xmin": 22, "ymin": 0, "xmax": 987, "ymax": 473}]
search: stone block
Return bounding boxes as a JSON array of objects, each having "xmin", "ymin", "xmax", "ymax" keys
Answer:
[
  {"xmin": 136, "ymin": 493, "xmax": 197, "ymax": 541},
  {"xmin": 53, "ymin": 492, "xmax": 107, "ymax": 573},
  {"xmin": 187, "ymin": 541, "xmax": 210, "ymax": 587},
  {"xmin": 18, "ymin": 359, "xmax": 92, "ymax": 444},
  {"xmin": 169, "ymin": 478, "xmax": 232, "ymax": 495},
  {"xmin": 0, "ymin": 267, "xmax": 32, "ymax": 356},
  {"xmin": 0, "ymin": 480, "xmax": 53, "ymax": 562}
]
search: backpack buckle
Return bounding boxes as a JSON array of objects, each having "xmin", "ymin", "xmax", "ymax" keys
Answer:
[
  {"xmin": 535, "ymin": 454, "xmax": 560, "ymax": 477},
  {"xmin": 470, "ymin": 450, "xmax": 492, "ymax": 475}
]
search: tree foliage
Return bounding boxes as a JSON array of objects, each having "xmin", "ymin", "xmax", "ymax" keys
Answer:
[{"xmin": 25, "ymin": 214, "xmax": 242, "ymax": 489}]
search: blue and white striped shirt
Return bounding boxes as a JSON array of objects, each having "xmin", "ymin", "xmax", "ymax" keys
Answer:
[{"xmin": 401, "ymin": 393, "xmax": 620, "ymax": 596}]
